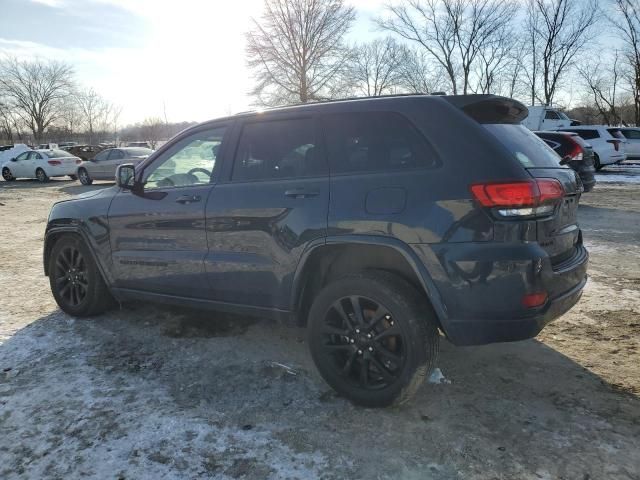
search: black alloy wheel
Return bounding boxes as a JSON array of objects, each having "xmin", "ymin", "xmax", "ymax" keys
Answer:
[
  {"xmin": 321, "ymin": 295, "xmax": 406, "ymax": 391},
  {"xmin": 308, "ymin": 272, "xmax": 439, "ymax": 407},
  {"xmin": 53, "ymin": 245, "xmax": 89, "ymax": 307}
]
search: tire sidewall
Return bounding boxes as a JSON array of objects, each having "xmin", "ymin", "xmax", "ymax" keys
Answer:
[
  {"xmin": 36, "ymin": 168, "xmax": 48, "ymax": 182},
  {"xmin": 308, "ymin": 275, "xmax": 432, "ymax": 407},
  {"xmin": 2, "ymin": 168, "xmax": 14, "ymax": 181},
  {"xmin": 78, "ymin": 168, "xmax": 92, "ymax": 185},
  {"xmin": 49, "ymin": 235, "xmax": 102, "ymax": 316}
]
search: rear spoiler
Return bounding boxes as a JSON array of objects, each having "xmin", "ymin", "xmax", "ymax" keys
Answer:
[{"xmin": 443, "ymin": 95, "xmax": 528, "ymax": 124}]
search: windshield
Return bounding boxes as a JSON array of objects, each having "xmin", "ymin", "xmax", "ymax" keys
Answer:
[
  {"xmin": 484, "ymin": 124, "xmax": 562, "ymax": 168},
  {"xmin": 43, "ymin": 149, "xmax": 72, "ymax": 158},
  {"xmin": 126, "ymin": 148, "xmax": 153, "ymax": 157}
]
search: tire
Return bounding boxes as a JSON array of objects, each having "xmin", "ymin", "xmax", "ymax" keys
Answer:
[
  {"xmin": 48, "ymin": 234, "xmax": 115, "ymax": 317},
  {"xmin": 594, "ymin": 154, "xmax": 602, "ymax": 171},
  {"xmin": 78, "ymin": 168, "xmax": 93, "ymax": 185},
  {"xmin": 69, "ymin": 174, "xmax": 77, "ymax": 181},
  {"xmin": 2, "ymin": 167, "xmax": 15, "ymax": 181},
  {"xmin": 36, "ymin": 168, "xmax": 49, "ymax": 182},
  {"xmin": 307, "ymin": 271, "xmax": 439, "ymax": 407}
]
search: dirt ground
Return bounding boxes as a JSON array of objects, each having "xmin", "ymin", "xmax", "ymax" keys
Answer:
[{"xmin": 0, "ymin": 166, "xmax": 639, "ymax": 480}]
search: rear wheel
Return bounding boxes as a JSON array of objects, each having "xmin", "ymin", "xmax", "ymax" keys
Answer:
[
  {"xmin": 48, "ymin": 235, "xmax": 115, "ymax": 316},
  {"xmin": 35, "ymin": 168, "xmax": 49, "ymax": 182},
  {"xmin": 78, "ymin": 168, "xmax": 93, "ymax": 185},
  {"xmin": 594, "ymin": 153, "xmax": 602, "ymax": 171},
  {"xmin": 2, "ymin": 167, "xmax": 15, "ymax": 181},
  {"xmin": 308, "ymin": 272, "xmax": 439, "ymax": 407}
]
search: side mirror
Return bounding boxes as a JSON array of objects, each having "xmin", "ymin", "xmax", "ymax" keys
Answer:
[
  {"xmin": 116, "ymin": 163, "xmax": 137, "ymax": 189},
  {"xmin": 10, "ymin": 157, "xmax": 16, "ymax": 162}
]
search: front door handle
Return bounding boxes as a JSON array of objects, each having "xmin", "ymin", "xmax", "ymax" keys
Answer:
[
  {"xmin": 176, "ymin": 194, "xmax": 201, "ymax": 204},
  {"xmin": 284, "ymin": 188, "xmax": 320, "ymax": 199}
]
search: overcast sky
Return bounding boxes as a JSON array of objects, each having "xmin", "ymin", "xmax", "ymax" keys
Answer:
[{"xmin": 0, "ymin": 0, "xmax": 387, "ymax": 125}]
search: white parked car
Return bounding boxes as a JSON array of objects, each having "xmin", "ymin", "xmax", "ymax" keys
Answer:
[
  {"xmin": 617, "ymin": 127, "xmax": 640, "ymax": 160},
  {"xmin": 522, "ymin": 106, "xmax": 578, "ymax": 130},
  {"xmin": 556, "ymin": 126, "xmax": 626, "ymax": 170},
  {"xmin": 1, "ymin": 149, "xmax": 82, "ymax": 182},
  {"xmin": 76, "ymin": 147, "xmax": 153, "ymax": 185}
]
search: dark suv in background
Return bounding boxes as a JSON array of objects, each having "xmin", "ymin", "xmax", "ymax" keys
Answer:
[
  {"xmin": 44, "ymin": 95, "xmax": 588, "ymax": 407},
  {"xmin": 535, "ymin": 131, "xmax": 596, "ymax": 192}
]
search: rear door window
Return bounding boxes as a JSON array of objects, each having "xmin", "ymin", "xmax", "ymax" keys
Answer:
[
  {"xmin": 621, "ymin": 129, "xmax": 640, "ymax": 139},
  {"xmin": 484, "ymin": 124, "xmax": 561, "ymax": 167},
  {"xmin": 323, "ymin": 112, "xmax": 437, "ymax": 174},
  {"xmin": 232, "ymin": 118, "xmax": 322, "ymax": 181},
  {"xmin": 607, "ymin": 129, "xmax": 625, "ymax": 140}
]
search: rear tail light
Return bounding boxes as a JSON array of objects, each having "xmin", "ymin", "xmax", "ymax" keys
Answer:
[
  {"xmin": 470, "ymin": 179, "xmax": 564, "ymax": 218},
  {"xmin": 607, "ymin": 139, "xmax": 621, "ymax": 151},
  {"xmin": 566, "ymin": 139, "xmax": 583, "ymax": 161},
  {"xmin": 47, "ymin": 160, "xmax": 61, "ymax": 166},
  {"xmin": 522, "ymin": 292, "xmax": 548, "ymax": 308}
]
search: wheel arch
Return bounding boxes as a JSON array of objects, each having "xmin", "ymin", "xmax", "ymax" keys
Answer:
[
  {"xmin": 290, "ymin": 235, "xmax": 449, "ymax": 334},
  {"xmin": 43, "ymin": 227, "xmax": 110, "ymax": 288}
]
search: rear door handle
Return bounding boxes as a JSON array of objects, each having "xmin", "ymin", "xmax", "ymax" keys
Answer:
[
  {"xmin": 284, "ymin": 188, "xmax": 320, "ymax": 199},
  {"xmin": 176, "ymin": 194, "xmax": 201, "ymax": 204}
]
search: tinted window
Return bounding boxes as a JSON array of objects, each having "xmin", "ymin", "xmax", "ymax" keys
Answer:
[
  {"xmin": 559, "ymin": 129, "xmax": 599, "ymax": 140},
  {"xmin": 16, "ymin": 152, "xmax": 30, "ymax": 161},
  {"xmin": 43, "ymin": 149, "xmax": 70, "ymax": 158},
  {"xmin": 145, "ymin": 126, "xmax": 225, "ymax": 189},
  {"xmin": 93, "ymin": 150, "xmax": 110, "ymax": 162},
  {"xmin": 622, "ymin": 129, "xmax": 640, "ymax": 139},
  {"xmin": 324, "ymin": 112, "xmax": 436, "ymax": 174},
  {"xmin": 544, "ymin": 110, "xmax": 560, "ymax": 120},
  {"xmin": 607, "ymin": 129, "xmax": 625, "ymax": 140},
  {"xmin": 108, "ymin": 150, "xmax": 125, "ymax": 160},
  {"xmin": 484, "ymin": 124, "xmax": 561, "ymax": 167},
  {"xmin": 232, "ymin": 118, "xmax": 320, "ymax": 181}
]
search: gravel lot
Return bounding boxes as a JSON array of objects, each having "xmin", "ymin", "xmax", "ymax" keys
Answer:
[{"xmin": 1, "ymin": 166, "xmax": 639, "ymax": 480}]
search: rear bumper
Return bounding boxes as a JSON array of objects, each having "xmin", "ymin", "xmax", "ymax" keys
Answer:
[
  {"xmin": 411, "ymin": 242, "xmax": 589, "ymax": 346},
  {"xmin": 444, "ymin": 274, "xmax": 586, "ymax": 345}
]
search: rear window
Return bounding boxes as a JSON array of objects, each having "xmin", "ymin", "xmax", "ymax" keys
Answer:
[
  {"xmin": 44, "ymin": 149, "xmax": 71, "ymax": 158},
  {"xmin": 323, "ymin": 112, "xmax": 438, "ymax": 174},
  {"xmin": 125, "ymin": 148, "xmax": 153, "ymax": 156},
  {"xmin": 485, "ymin": 124, "xmax": 561, "ymax": 168},
  {"xmin": 607, "ymin": 129, "xmax": 625, "ymax": 140}
]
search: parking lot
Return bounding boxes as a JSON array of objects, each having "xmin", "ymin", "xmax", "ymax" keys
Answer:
[{"xmin": 0, "ymin": 166, "xmax": 639, "ymax": 480}]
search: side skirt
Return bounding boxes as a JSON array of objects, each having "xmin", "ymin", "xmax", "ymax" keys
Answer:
[{"xmin": 111, "ymin": 288, "xmax": 294, "ymax": 323}]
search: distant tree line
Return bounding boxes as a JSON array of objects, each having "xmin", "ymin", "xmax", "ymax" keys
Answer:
[
  {"xmin": 247, "ymin": 0, "xmax": 640, "ymax": 126},
  {"xmin": 0, "ymin": 57, "xmax": 196, "ymax": 147}
]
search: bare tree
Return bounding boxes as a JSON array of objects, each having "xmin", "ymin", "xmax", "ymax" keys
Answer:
[
  {"xmin": 246, "ymin": 0, "xmax": 355, "ymax": 105},
  {"xmin": 0, "ymin": 57, "xmax": 74, "ymax": 142},
  {"xmin": 140, "ymin": 117, "xmax": 165, "ymax": 149},
  {"xmin": 610, "ymin": 0, "xmax": 640, "ymax": 124},
  {"xmin": 377, "ymin": 0, "xmax": 516, "ymax": 95},
  {"xmin": 349, "ymin": 37, "xmax": 407, "ymax": 96},
  {"xmin": 75, "ymin": 88, "xmax": 114, "ymax": 144},
  {"xmin": 579, "ymin": 51, "xmax": 624, "ymax": 125},
  {"xmin": 524, "ymin": 0, "xmax": 598, "ymax": 105},
  {"xmin": 398, "ymin": 47, "xmax": 445, "ymax": 93}
]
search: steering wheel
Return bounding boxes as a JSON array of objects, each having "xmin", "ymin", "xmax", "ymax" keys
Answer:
[{"xmin": 187, "ymin": 168, "xmax": 212, "ymax": 179}]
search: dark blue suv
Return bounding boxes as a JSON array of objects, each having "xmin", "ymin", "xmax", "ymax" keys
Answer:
[{"xmin": 44, "ymin": 95, "xmax": 588, "ymax": 407}]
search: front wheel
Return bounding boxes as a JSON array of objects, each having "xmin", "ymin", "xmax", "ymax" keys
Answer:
[
  {"xmin": 307, "ymin": 272, "xmax": 439, "ymax": 407},
  {"xmin": 48, "ymin": 235, "xmax": 115, "ymax": 316},
  {"xmin": 2, "ymin": 167, "xmax": 15, "ymax": 181},
  {"xmin": 35, "ymin": 168, "xmax": 49, "ymax": 182},
  {"xmin": 78, "ymin": 168, "xmax": 93, "ymax": 185}
]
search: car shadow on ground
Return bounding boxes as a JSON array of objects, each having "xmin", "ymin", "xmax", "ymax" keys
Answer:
[{"xmin": 1, "ymin": 306, "xmax": 638, "ymax": 479}]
